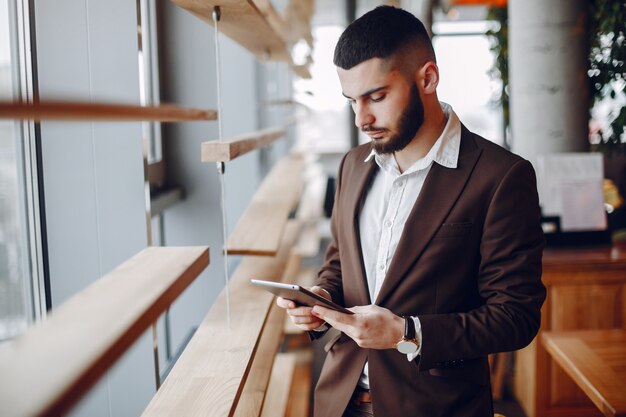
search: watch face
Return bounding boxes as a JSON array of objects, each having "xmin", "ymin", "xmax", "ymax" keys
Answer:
[{"xmin": 396, "ymin": 340, "xmax": 418, "ymax": 354}]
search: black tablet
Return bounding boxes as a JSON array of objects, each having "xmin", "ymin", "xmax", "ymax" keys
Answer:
[{"xmin": 250, "ymin": 279, "xmax": 354, "ymax": 315}]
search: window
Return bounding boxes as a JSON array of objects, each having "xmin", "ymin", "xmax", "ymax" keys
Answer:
[
  {"xmin": 433, "ymin": 8, "xmax": 505, "ymax": 147},
  {"xmin": 0, "ymin": 0, "xmax": 45, "ymax": 340}
]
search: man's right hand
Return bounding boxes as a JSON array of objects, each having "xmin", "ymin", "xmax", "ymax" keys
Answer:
[{"xmin": 276, "ymin": 286, "xmax": 330, "ymax": 331}]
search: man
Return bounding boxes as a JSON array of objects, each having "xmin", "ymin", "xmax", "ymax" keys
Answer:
[{"xmin": 277, "ymin": 6, "xmax": 545, "ymax": 417}]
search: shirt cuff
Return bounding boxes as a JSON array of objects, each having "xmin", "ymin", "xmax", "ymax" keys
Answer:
[
  {"xmin": 406, "ymin": 316, "xmax": 422, "ymax": 361},
  {"xmin": 313, "ymin": 323, "xmax": 329, "ymax": 332}
]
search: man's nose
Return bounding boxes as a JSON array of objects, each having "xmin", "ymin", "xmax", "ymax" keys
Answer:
[{"xmin": 354, "ymin": 103, "xmax": 374, "ymax": 128}]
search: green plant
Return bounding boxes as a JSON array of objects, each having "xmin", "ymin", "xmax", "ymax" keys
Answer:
[
  {"xmin": 588, "ymin": 0, "xmax": 626, "ymax": 154},
  {"xmin": 486, "ymin": 1, "xmax": 625, "ymax": 154}
]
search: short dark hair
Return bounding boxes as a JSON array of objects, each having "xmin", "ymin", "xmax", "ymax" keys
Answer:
[{"xmin": 333, "ymin": 6, "xmax": 435, "ymax": 70}]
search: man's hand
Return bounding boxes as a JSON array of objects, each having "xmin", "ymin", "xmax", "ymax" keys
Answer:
[
  {"xmin": 311, "ymin": 304, "xmax": 404, "ymax": 350},
  {"xmin": 276, "ymin": 286, "xmax": 330, "ymax": 331}
]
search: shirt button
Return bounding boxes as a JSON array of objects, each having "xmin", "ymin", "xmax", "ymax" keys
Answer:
[
  {"xmin": 378, "ymin": 264, "xmax": 385, "ymax": 271},
  {"xmin": 384, "ymin": 220, "xmax": 392, "ymax": 228}
]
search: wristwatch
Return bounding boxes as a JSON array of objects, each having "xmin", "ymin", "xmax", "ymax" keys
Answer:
[{"xmin": 396, "ymin": 316, "xmax": 420, "ymax": 354}]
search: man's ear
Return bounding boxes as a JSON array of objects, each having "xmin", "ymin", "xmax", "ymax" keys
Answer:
[{"xmin": 416, "ymin": 62, "xmax": 439, "ymax": 94}]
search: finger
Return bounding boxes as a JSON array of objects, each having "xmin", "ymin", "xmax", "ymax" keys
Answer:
[
  {"xmin": 276, "ymin": 297, "xmax": 295, "ymax": 309},
  {"xmin": 286, "ymin": 306, "xmax": 314, "ymax": 318},
  {"xmin": 291, "ymin": 315, "xmax": 323, "ymax": 326},
  {"xmin": 296, "ymin": 322, "xmax": 326, "ymax": 331},
  {"xmin": 312, "ymin": 306, "xmax": 353, "ymax": 332}
]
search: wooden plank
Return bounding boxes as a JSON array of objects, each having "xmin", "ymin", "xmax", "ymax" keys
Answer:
[
  {"xmin": 260, "ymin": 353, "xmax": 297, "ymax": 417},
  {"xmin": 232, "ymin": 252, "xmax": 301, "ymax": 417},
  {"xmin": 292, "ymin": 65, "xmax": 311, "ymax": 79},
  {"xmin": 296, "ymin": 164, "xmax": 326, "ymax": 224},
  {"xmin": 201, "ymin": 128, "xmax": 285, "ymax": 162},
  {"xmin": 232, "ymin": 303, "xmax": 285, "ymax": 417},
  {"xmin": 142, "ymin": 222, "xmax": 301, "ymax": 417},
  {"xmin": 543, "ymin": 246, "xmax": 626, "ymax": 273},
  {"xmin": 0, "ymin": 246, "xmax": 210, "ymax": 417},
  {"xmin": 542, "ymin": 330, "xmax": 626, "ymax": 417},
  {"xmin": 0, "ymin": 101, "xmax": 217, "ymax": 121},
  {"xmin": 285, "ymin": 351, "xmax": 313, "ymax": 417},
  {"xmin": 294, "ymin": 223, "xmax": 320, "ymax": 258},
  {"xmin": 169, "ymin": 0, "xmax": 291, "ymax": 62},
  {"xmin": 251, "ymin": 0, "xmax": 290, "ymax": 44},
  {"xmin": 227, "ymin": 155, "xmax": 304, "ymax": 256}
]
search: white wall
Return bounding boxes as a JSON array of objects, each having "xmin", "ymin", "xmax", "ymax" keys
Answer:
[{"xmin": 35, "ymin": 0, "xmax": 154, "ymax": 415}]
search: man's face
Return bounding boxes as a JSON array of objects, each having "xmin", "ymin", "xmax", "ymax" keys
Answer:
[{"xmin": 337, "ymin": 58, "xmax": 424, "ymax": 154}]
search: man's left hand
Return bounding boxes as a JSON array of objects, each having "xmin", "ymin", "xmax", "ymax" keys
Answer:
[{"xmin": 311, "ymin": 304, "xmax": 404, "ymax": 350}]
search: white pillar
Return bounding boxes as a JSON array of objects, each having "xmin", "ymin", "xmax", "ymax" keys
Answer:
[
  {"xmin": 402, "ymin": 0, "xmax": 435, "ymax": 35},
  {"xmin": 508, "ymin": 0, "xmax": 589, "ymax": 168}
]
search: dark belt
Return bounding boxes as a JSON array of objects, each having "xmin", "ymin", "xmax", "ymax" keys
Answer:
[{"xmin": 351, "ymin": 388, "xmax": 372, "ymax": 405}]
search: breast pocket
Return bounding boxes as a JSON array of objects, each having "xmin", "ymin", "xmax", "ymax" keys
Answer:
[
  {"xmin": 427, "ymin": 357, "xmax": 490, "ymax": 386},
  {"xmin": 433, "ymin": 222, "xmax": 473, "ymax": 239}
]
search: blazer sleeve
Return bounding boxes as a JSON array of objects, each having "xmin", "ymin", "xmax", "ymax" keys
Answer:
[{"xmin": 417, "ymin": 159, "xmax": 546, "ymax": 371}]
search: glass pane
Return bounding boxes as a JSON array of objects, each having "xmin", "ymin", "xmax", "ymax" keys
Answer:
[
  {"xmin": 0, "ymin": 0, "xmax": 33, "ymax": 340},
  {"xmin": 434, "ymin": 33, "xmax": 504, "ymax": 147}
]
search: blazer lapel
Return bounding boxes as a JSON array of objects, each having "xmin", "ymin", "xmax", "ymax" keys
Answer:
[
  {"xmin": 375, "ymin": 130, "xmax": 482, "ymax": 306},
  {"xmin": 345, "ymin": 151, "xmax": 378, "ymax": 305}
]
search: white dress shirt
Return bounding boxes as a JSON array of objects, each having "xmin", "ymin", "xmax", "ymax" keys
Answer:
[{"xmin": 357, "ymin": 102, "xmax": 462, "ymax": 389}]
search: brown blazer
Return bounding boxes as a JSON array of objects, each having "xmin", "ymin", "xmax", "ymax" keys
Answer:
[{"xmin": 313, "ymin": 126, "xmax": 546, "ymax": 417}]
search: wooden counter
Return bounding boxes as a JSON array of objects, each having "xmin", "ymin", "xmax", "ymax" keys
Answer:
[
  {"xmin": 542, "ymin": 330, "xmax": 626, "ymax": 417},
  {"xmin": 514, "ymin": 245, "xmax": 626, "ymax": 417}
]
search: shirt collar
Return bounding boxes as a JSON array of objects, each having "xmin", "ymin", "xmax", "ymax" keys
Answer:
[{"xmin": 363, "ymin": 102, "xmax": 461, "ymax": 174}]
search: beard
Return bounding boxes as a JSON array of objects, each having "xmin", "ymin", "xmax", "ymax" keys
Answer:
[{"xmin": 364, "ymin": 83, "xmax": 424, "ymax": 154}]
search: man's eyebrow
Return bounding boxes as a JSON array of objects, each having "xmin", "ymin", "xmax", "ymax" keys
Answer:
[{"xmin": 342, "ymin": 86, "xmax": 387, "ymax": 100}]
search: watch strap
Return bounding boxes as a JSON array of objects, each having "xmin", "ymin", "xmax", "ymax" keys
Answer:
[{"xmin": 403, "ymin": 316, "xmax": 416, "ymax": 339}]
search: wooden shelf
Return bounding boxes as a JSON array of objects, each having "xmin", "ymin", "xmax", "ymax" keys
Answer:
[
  {"xmin": 0, "ymin": 246, "xmax": 210, "ymax": 417},
  {"xmin": 294, "ymin": 223, "xmax": 320, "ymax": 257},
  {"xmin": 201, "ymin": 127, "xmax": 285, "ymax": 162},
  {"xmin": 0, "ymin": 101, "xmax": 217, "ymax": 122},
  {"xmin": 142, "ymin": 222, "xmax": 301, "ymax": 417},
  {"xmin": 169, "ymin": 0, "xmax": 292, "ymax": 62},
  {"xmin": 227, "ymin": 154, "xmax": 305, "ymax": 256},
  {"xmin": 232, "ymin": 252, "xmax": 301, "ymax": 417},
  {"xmin": 292, "ymin": 64, "xmax": 311, "ymax": 79},
  {"xmin": 284, "ymin": 352, "xmax": 313, "ymax": 417},
  {"xmin": 260, "ymin": 353, "xmax": 297, "ymax": 417}
]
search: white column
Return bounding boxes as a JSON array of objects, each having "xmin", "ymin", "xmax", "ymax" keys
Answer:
[
  {"xmin": 508, "ymin": 0, "xmax": 589, "ymax": 168},
  {"xmin": 402, "ymin": 0, "xmax": 435, "ymax": 34}
]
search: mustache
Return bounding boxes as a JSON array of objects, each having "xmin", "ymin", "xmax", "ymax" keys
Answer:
[{"xmin": 361, "ymin": 125, "xmax": 388, "ymax": 133}]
